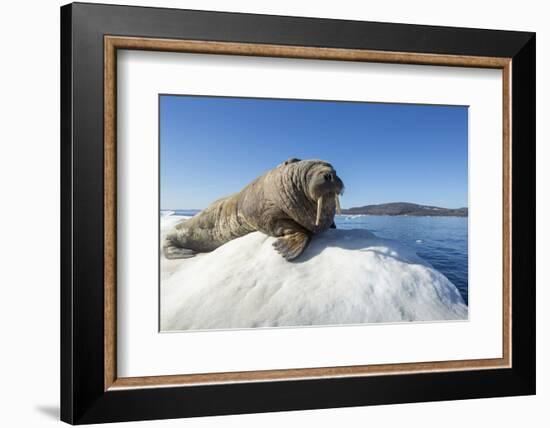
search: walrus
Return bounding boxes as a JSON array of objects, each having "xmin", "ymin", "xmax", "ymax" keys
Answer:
[{"xmin": 163, "ymin": 158, "xmax": 344, "ymax": 261}]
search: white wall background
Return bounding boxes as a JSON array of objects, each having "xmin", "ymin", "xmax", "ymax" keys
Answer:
[{"xmin": 0, "ymin": 0, "xmax": 546, "ymax": 426}]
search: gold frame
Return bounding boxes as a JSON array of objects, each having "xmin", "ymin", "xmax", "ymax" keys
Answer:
[{"xmin": 104, "ymin": 36, "xmax": 512, "ymax": 391}]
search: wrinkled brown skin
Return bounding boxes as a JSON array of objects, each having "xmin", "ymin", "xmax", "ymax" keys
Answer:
[{"xmin": 163, "ymin": 159, "xmax": 344, "ymax": 260}]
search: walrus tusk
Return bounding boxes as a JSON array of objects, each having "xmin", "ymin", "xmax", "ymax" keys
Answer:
[
  {"xmin": 335, "ymin": 193, "xmax": 341, "ymax": 215},
  {"xmin": 315, "ymin": 195, "xmax": 323, "ymax": 226}
]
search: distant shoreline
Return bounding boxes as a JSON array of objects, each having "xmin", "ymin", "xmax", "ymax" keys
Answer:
[
  {"xmin": 337, "ymin": 213, "xmax": 467, "ymax": 218},
  {"xmin": 341, "ymin": 202, "xmax": 467, "ymax": 217}
]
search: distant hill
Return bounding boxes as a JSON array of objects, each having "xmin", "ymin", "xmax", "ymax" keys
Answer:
[{"xmin": 342, "ymin": 202, "xmax": 468, "ymax": 217}]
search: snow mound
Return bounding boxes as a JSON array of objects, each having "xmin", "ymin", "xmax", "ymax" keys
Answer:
[{"xmin": 160, "ymin": 218, "xmax": 467, "ymax": 331}]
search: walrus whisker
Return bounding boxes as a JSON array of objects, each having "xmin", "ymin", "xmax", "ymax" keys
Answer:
[
  {"xmin": 315, "ymin": 195, "xmax": 323, "ymax": 226},
  {"xmin": 335, "ymin": 193, "xmax": 341, "ymax": 215}
]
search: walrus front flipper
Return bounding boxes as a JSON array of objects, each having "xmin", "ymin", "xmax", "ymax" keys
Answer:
[{"xmin": 273, "ymin": 231, "xmax": 310, "ymax": 261}]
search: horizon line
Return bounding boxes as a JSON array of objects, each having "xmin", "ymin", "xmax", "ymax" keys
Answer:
[{"xmin": 161, "ymin": 201, "xmax": 468, "ymax": 211}]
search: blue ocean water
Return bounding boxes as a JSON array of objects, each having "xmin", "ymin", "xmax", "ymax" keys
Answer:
[
  {"xmin": 335, "ymin": 215, "xmax": 468, "ymax": 305},
  {"xmin": 164, "ymin": 210, "xmax": 469, "ymax": 305}
]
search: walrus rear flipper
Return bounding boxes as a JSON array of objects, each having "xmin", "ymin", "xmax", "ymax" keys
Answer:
[
  {"xmin": 164, "ymin": 245, "xmax": 197, "ymax": 260},
  {"xmin": 163, "ymin": 234, "xmax": 197, "ymax": 260}
]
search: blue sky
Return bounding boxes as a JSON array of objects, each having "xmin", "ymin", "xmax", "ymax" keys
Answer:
[{"xmin": 160, "ymin": 95, "xmax": 468, "ymax": 210}]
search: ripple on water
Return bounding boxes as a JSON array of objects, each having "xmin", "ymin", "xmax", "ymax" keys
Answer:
[{"xmin": 335, "ymin": 215, "xmax": 469, "ymax": 305}]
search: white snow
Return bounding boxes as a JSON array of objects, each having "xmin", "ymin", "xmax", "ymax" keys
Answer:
[{"xmin": 160, "ymin": 215, "xmax": 467, "ymax": 331}]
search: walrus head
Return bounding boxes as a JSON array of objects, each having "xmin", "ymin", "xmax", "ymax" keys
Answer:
[
  {"xmin": 280, "ymin": 158, "xmax": 344, "ymax": 229},
  {"xmin": 305, "ymin": 161, "xmax": 344, "ymax": 226}
]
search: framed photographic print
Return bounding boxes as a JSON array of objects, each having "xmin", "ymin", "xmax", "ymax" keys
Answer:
[{"xmin": 60, "ymin": 2, "xmax": 536, "ymax": 424}]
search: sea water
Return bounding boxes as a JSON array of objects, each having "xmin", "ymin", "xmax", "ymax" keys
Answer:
[{"xmin": 335, "ymin": 215, "xmax": 468, "ymax": 305}]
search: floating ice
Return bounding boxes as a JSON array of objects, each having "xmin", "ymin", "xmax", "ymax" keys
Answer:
[{"xmin": 160, "ymin": 216, "xmax": 467, "ymax": 331}]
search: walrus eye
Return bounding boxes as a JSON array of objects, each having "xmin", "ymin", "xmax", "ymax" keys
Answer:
[{"xmin": 323, "ymin": 173, "xmax": 333, "ymax": 182}]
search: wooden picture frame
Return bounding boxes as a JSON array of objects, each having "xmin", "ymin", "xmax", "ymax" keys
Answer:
[{"xmin": 61, "ymin": 2, "xmax": 535, "ymax": 424}]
